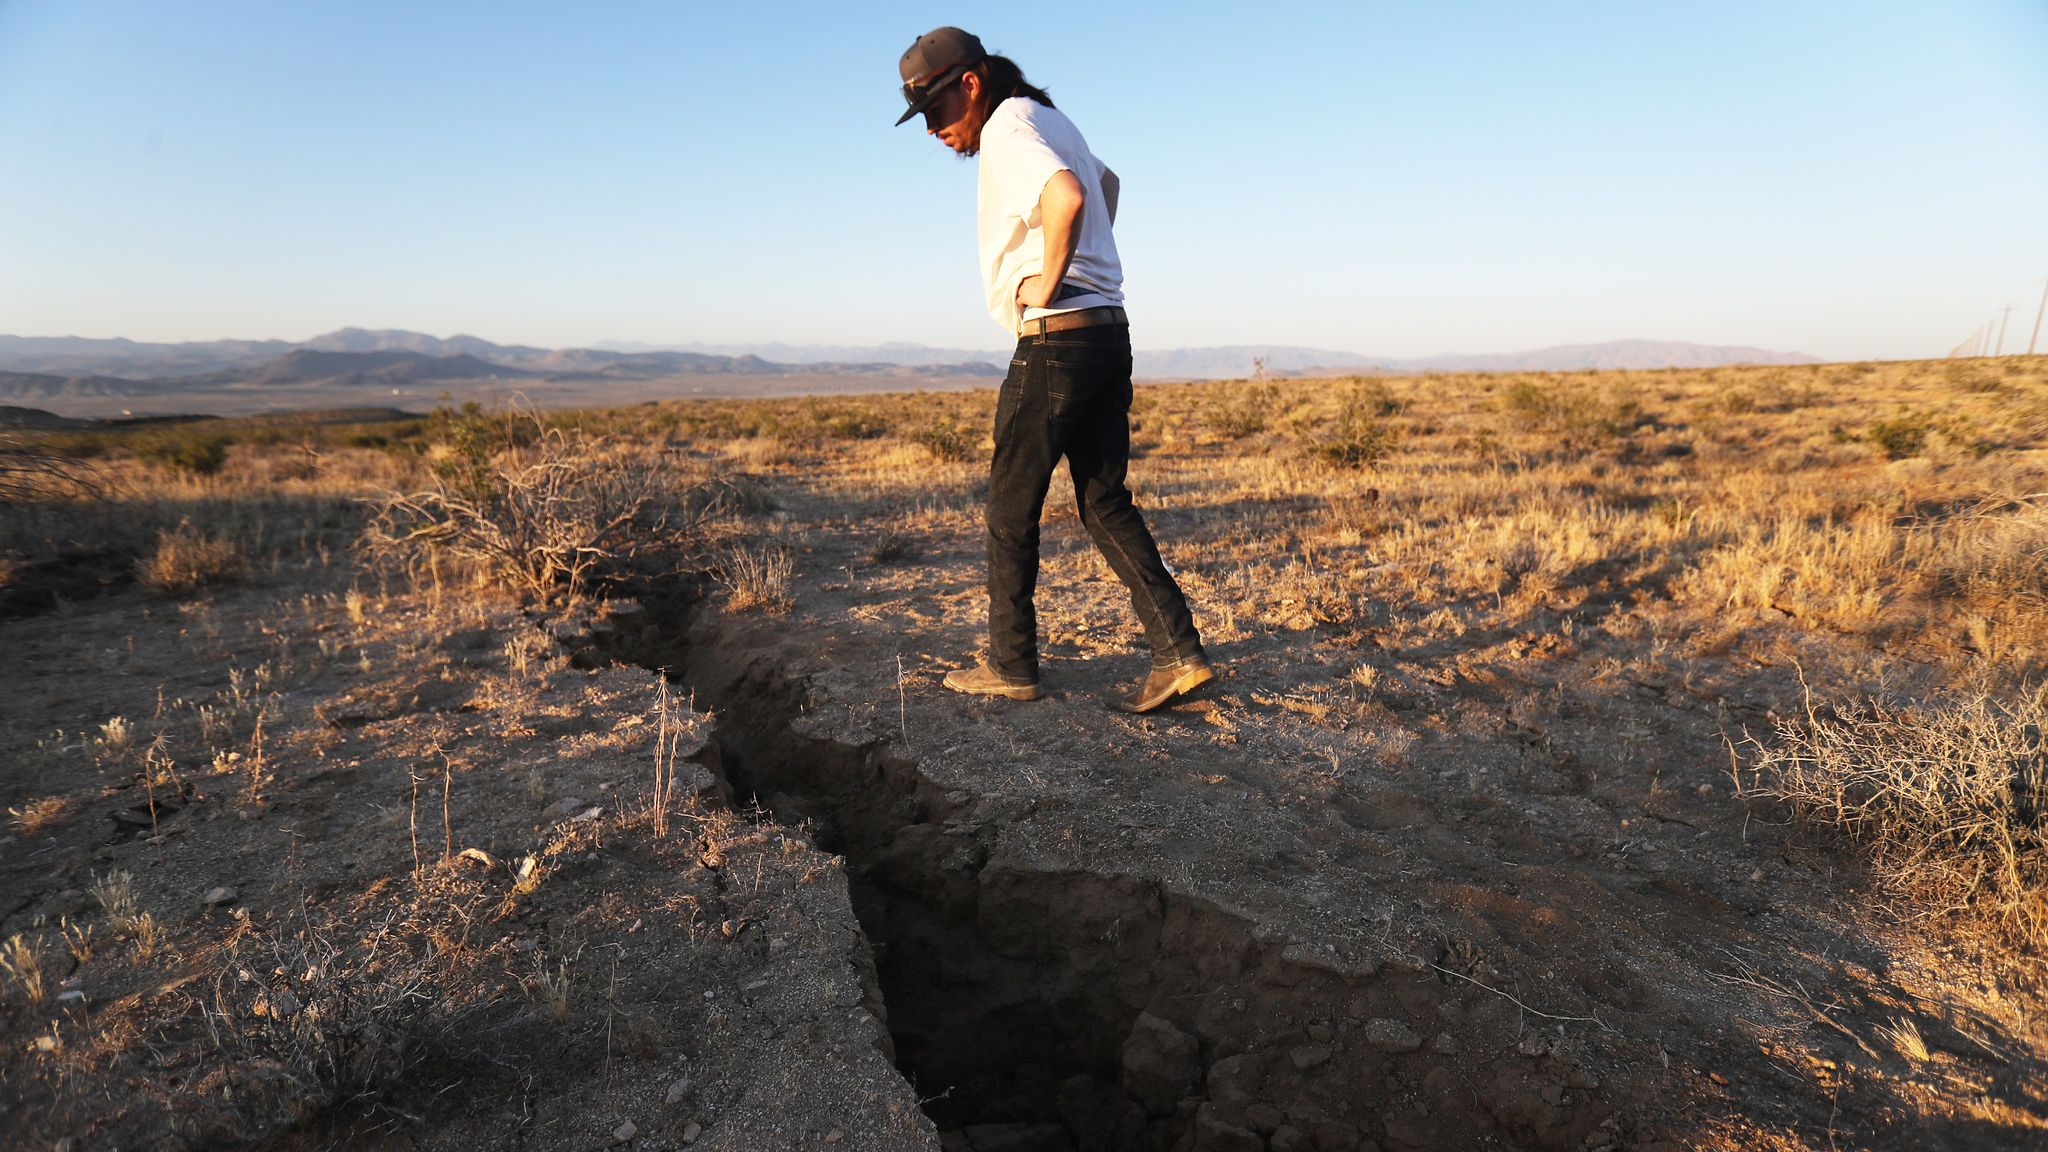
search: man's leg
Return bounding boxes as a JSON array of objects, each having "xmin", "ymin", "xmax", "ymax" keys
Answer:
[
  {"xmin": 1061, "ymin": 327, "xmax": 1204, "ymax": 668},
  {"xmin": 981, "ymin": 337, "xmax": 1065, "ymax": 681}
]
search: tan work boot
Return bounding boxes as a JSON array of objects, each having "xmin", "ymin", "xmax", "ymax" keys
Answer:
[
  {"xmin": 942, "ymin": 662, "xmax": 1043, "ymax": 701},
  {"xmin": 1114, "ymin": 655, "xmax": 1216, "ymax": 714}
]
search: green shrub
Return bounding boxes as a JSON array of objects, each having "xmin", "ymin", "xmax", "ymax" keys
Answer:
[
  {"xmin": 910, "ymin": 419, "xmax": 977, "ymax": 463},
  {"xmin": 1502, "ymin": 379, "xmax": 1643, "ymax": 452},
  {"xmin": 1865, "ymin": 412, "xmax": 1935, "ymax": 459},
  {"xmin": 1205, "ymin": 380, "xmax": 1281, "ymax": 439},
  {"xmin": 137, "ymin": 431, "xmax": 230, "ymax": 476},
  {"xmin": 1301, "ymin": 383, "xmax": 1399, "ymax": 469}
]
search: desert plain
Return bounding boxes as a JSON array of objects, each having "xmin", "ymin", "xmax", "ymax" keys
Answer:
[{"xmin": 1, "ymin": 355, "xmax": 2044, "ymax": 1151}]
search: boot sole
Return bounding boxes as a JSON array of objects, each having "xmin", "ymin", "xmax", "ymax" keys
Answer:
[
  {"xmin": 1115, "ymin": 662, "xmax": 1216, "ymax": 714},
  {"xmin": 942, "ymin": 674, "xmax": 1043, "ymax": 701}
]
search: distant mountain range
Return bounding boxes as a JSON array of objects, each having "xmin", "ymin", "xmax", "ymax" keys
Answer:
[
  {"xmin": 0, "ymin": 328, "xmax": 1821, "ymax": 417},
  {"xmin": 597, "ymin": 337, "xmax": 1820, "ymax": 378}
]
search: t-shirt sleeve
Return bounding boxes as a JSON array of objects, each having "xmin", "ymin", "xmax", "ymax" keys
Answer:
[{"xmin": 982, "ymin": 115, "xmax": 1072, "ymax": 225}]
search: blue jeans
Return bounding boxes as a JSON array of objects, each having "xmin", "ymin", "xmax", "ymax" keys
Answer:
[{"xmin": 984, "ymin": 323, "xmax": 1204, "ymax": 680}]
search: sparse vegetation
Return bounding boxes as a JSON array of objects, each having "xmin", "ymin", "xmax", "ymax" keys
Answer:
[
  {"xmin": 717, "ymin": 541, "xmax": 794, "ymax": 615},
  {"xmin": 140, "ymin": 519, "xmax": 244, "ymax": 592},
  {"xmin": 1741, "ymin": 690, "xmax": 2048, "ymax": 947},
  {"xmin": 361, "ymin": 405, "xmax": 741, "ymax": 601},
  {"xmin": 136, "ymin": 428, "xmax": 231, "ymax": 476},
  {"xmin": 1300, "ymin": 381, "xmax": 1400, "ymax": 469},
  {"xmin": 3, "ymin": 355, "xmax": 2047, "ymax": 1148},
  {"xmin": 0, "ymin": 933, "xmax": 46, "ymax": 1003},
  {"xmin": 1501, "ymin": 376, "xmax": 1644, "ymax": 452}
]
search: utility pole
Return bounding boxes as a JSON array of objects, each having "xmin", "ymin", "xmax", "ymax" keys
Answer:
[
  {"xmin": 2031, "ymin": 278, "xmax": 2047, "ymax": 357},
  {"xmin": 1996, "ymin": 306, "xmax": 2012, "ymax": 356}
]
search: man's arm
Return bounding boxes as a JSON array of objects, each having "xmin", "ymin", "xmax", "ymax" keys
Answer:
[
  {"xmin": 1015, "ymin": 169, "xmax": 1086, "ymax": 310},
  {"xmin": 1101, "ymin": 166, "xmax": 1119, "ymax": 226}
]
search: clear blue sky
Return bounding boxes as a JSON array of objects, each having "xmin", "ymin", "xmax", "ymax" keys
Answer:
[{"xmin": 2, "ymin": 1, "xmax": 2044, "ymax": 360}]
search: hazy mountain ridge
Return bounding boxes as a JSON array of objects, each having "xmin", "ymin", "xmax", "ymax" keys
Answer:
[
  {"xmin": 596, "ymin": 338, "xmax": 1820, "ymax": 379},
  {"xmin": 0, "ymin": 331, "xmax": 1821, "ymax": 408}
]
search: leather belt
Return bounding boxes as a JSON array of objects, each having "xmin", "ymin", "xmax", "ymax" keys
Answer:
[{"xmin": 1020, "ymin": 305, "xmax": 1128, "ymax": 337}]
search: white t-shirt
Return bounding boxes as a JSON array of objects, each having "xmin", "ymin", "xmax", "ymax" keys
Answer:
[{"xmin": 976, "ymin": 97, "xmax": 1124, "ymax": 335}]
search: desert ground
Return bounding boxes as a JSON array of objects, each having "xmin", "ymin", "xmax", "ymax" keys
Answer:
[{"xmin": 1, "ymin": 356, "xmax": 2044, "ymax": 1151}]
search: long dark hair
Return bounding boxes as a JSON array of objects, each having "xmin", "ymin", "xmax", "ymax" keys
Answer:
[{"xmin": 976, "ymin": 54, "xmax": 1053, "ymax": 111}]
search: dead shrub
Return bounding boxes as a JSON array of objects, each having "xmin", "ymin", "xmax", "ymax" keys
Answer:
[
  {"xmin": 0, "ymin": 434, "xmax": 106, "ymax": 501},
  {"xmin": 361, "ymin": 406, "xmax": 743, "ymax": 601},
  {"xmin": 1741, "ymin": 689, "xmax": 2048, "ymax": 946},
  {"xmin": 194, "ymin": 911, "xmax": 497, "ymax": 1138},
  {"xmin": 140, "ymin": 520, "xmax": 244, "ymax": 593}
]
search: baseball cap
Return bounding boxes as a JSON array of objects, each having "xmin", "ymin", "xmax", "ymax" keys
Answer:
[{"xmin": 894, "ymin": 26, "xmax": 986, "ymax": 126}]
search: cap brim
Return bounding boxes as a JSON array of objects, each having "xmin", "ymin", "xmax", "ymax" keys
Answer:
[{"xmin": 893, "ymin": 84, "xmax": 945, "ymax": 127}]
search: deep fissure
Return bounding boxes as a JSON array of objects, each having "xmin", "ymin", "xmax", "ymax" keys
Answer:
[{"xmin": 597, "ymin": 582, "xmax": 1619, "ymax": 1151}]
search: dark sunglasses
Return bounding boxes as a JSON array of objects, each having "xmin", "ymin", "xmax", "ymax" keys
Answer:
[{"xmin": 901, "ymin": 65, "xmax": 968, "ymax": 110}]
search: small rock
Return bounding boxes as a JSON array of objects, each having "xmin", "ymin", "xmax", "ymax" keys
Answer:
[
  {"xmin": 1696, "ymin": 783, "xmax": 1714, "ymax": 797},
  {"xmin": 57, "ymin": 990, "xmax": 84, "ymax": 1003},
  {"xmin": 1517, "ymin": 1031, "xmax": 1551, "ymax": 1057},
  {"xmin": 681, "ymin": 1121, "xmax": 701, "ymax": 1143},
  {"xmin": 1431, "ymin": 1032, "xmax": 1459, "ymax": 1055},
  {"xmin": 1245, "ymin": 1103, "xmax": 1285, "ymax": 1134},
  {"xmin": 544, "ymin": 797, "xmax": 585, "ymax": 819},
  {"xmin": 1307, "ymin": 1023, "xmax": 1333, "ymax": 1042},
  {"xmin": 1270, "ymin": 1125, "xmax": 1310, "ymax": 1152},
  {"xmin": 1193, "ymin": 1102, "xmax": 1264, "ymax": 1152},
  {"xmin": 665, "ymin": 1077, "xmax": 691, "ymax": 1105},
  {"xmin": 1313, "ymin": 1121, "xmax": 1363, "ymax": 1152},
  {"xmin": 204, "ymin": 886, "xmax": 237, "ymax": 906},
  {"xmin": 613, "ymin": 1118, "xmax": 637, "ymax": 1142},
  {"xmin": 1288, "ymin": 1043, "xmax": 1333, "ymax": 1070},
  {"xmin": 1121, "ymin": 1012, "xmax": 1200, "ymax": 1116},
  {"xmin": 826, "ymin": 1131, "xmax": 843, "ymax": 1144},
  {"xmin": 1364, "ymin": 1018, "xmax": 1422, "ymax": 1053},
  {"xmin": 1749, "ymin": 868, "xmax": 1766, "ymax": 883}
]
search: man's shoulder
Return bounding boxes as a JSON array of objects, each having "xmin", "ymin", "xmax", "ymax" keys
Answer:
[
  {"xmin": 986, "ymin": 99, "xmax": 1087, "ymax": 162},
  {"xmin": 990, "ymin": 97, "xmax": 1079, "ymax": 140}
]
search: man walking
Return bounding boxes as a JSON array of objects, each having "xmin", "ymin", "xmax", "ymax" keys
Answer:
[{"xmin": 893, "ymin": 26, "xmax": 1212, "ymax": 714}]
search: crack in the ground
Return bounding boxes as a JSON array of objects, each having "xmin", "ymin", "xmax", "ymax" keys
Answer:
[{"xmin": 596, "ymin": 581, "xmax": 1626, "ymax": 1151}]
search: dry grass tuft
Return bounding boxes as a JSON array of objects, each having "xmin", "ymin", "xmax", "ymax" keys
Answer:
[
  {"xmin": 1742, "ymin": 688, "xmax": 2048, "ymax": 946},
  {"xmin": 718, "ymin": 542, "xmax": 794, "ymax": 615},
  {"xmin": 1876, "ymin": 1016, "xmax": 1931, "ymax": 1063},
  {"xmin": 0, "ymin": 933, "xmax": 46, "ymax": 1003},
  {"xmin": 6, "ymin": 794, "xmax": 71, "ymax": 835},
  {"xmin": 140, "ymin": 519, "xmax": 244, "ymax": 593}
]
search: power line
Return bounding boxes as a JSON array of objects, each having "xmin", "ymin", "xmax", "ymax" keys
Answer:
[{"xmin": 2031, "ymin": 278, "xmax": 2047, "ymax": 357}]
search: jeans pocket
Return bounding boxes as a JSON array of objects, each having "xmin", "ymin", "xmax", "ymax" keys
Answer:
[{"xmin": 994, "ymin": 357, "xmax": 1029, "ymax": 443}]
